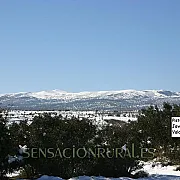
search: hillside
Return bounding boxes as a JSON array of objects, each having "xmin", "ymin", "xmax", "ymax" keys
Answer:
[{"xmin": 0, "ymin": 89, "xmax": 180, "ymax": 110}]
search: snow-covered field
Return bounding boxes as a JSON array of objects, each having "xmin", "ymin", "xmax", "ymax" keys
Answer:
[
  {"xmin": 141, "ymin": 161, "xmax": 180, "ymax": 177},
  {"xmin": 4, "ymin": 110, "xmax": 138, "ymax": 124}
]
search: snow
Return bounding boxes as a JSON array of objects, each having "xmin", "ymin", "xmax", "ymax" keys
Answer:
[
  {"xmin": 4, "ymin": 110, "xmax": 138, "ymax": 125},
  {"xmin": 34, "ymin": 175, "xmax": 180, "ymax": 180},
  {"xmin": 8, "ymin": 145, "xmax": 27, "ymax": 164},
  {"xmin": 141, "ymin": 161, "xmax": 180, "ymax": 177},
  {"xmin": 7, "ymin": 171, "xmax": 20, "ymax": 178},
  {"xmin": 37, "ymin": 175, "xmax": 63, "ymax": 180},
  {"xmin": 8, "ymin": 155, "xmax": 23, "ymax": 163},
  {"xmin": 29, "ymin": 89, "xmax": 156, "ymax": 100},
  {"xmin": 8, "ymin": 155, "xmax": 17, "ymax": 164},
  {"xmin": 19, "ymin": 145, "xmax": 28, "ymax": 154},
  {"xmin": 30, "ymin": 90, "xmax": 67, "ymax": 99},
  {"xmin": 1, "ymin": 89, "xmax": 178, "ymax": 101}
]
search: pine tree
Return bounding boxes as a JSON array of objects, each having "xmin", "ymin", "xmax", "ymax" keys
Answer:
[{"xmin": 0, "ymin": 110, "xmax": 12, "ymax": 178}]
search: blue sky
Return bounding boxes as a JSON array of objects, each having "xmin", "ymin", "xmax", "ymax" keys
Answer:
[{"xmin": 0, "ymin": 0, "xmax": 180, "ymax": 93}]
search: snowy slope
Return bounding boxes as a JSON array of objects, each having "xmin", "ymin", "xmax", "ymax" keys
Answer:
[
  {"xmin": 26, "ymin": 90, "xmax": 180, "ymax": 100},
  {"xmin": 1, "ymin": 89, "xmax": 180, "ymax": 110}
]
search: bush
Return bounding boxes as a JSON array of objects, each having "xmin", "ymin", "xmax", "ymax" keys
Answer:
[
  {"xmin": 6, "ymin": 103, "xmax": 180, "ymax": 178},
  {"xmin": 0, "ymin": 110, "xmax": 17, "ymax": 178},
  {"xmin": 129, "ymin": 103, "xmax": 180, "ymax": 163},
  {"xmin": 133, "ymin": 170, "xmax": 149, "ymax": 179},
  {"xmin": 8, "ymin": 113, "xmax": 141, "ymax": 178}
]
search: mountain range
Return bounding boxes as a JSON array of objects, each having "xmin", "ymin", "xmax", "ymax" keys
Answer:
[{"xmin": 0, "ymin": 89, "xmax": 180, "ymax": 110}]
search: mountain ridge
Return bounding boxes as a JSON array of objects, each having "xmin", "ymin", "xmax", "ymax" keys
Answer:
[{"xmin": 0, "ymin": 89, "xmax": 180, "ymax": 110}]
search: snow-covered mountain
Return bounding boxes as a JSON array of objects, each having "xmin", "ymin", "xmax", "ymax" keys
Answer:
[{"xmin": 0, "ymin": 89, "xmax": 180, "ymax": 110}]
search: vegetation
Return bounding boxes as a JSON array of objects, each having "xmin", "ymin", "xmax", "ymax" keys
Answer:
[
  {"xmin": 130, "ymin": 103, "xmax": 180, "ymax": 163},
  {"xmin": 1, "ymin": 103, "xmax": 180, "ymax": 178}
]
